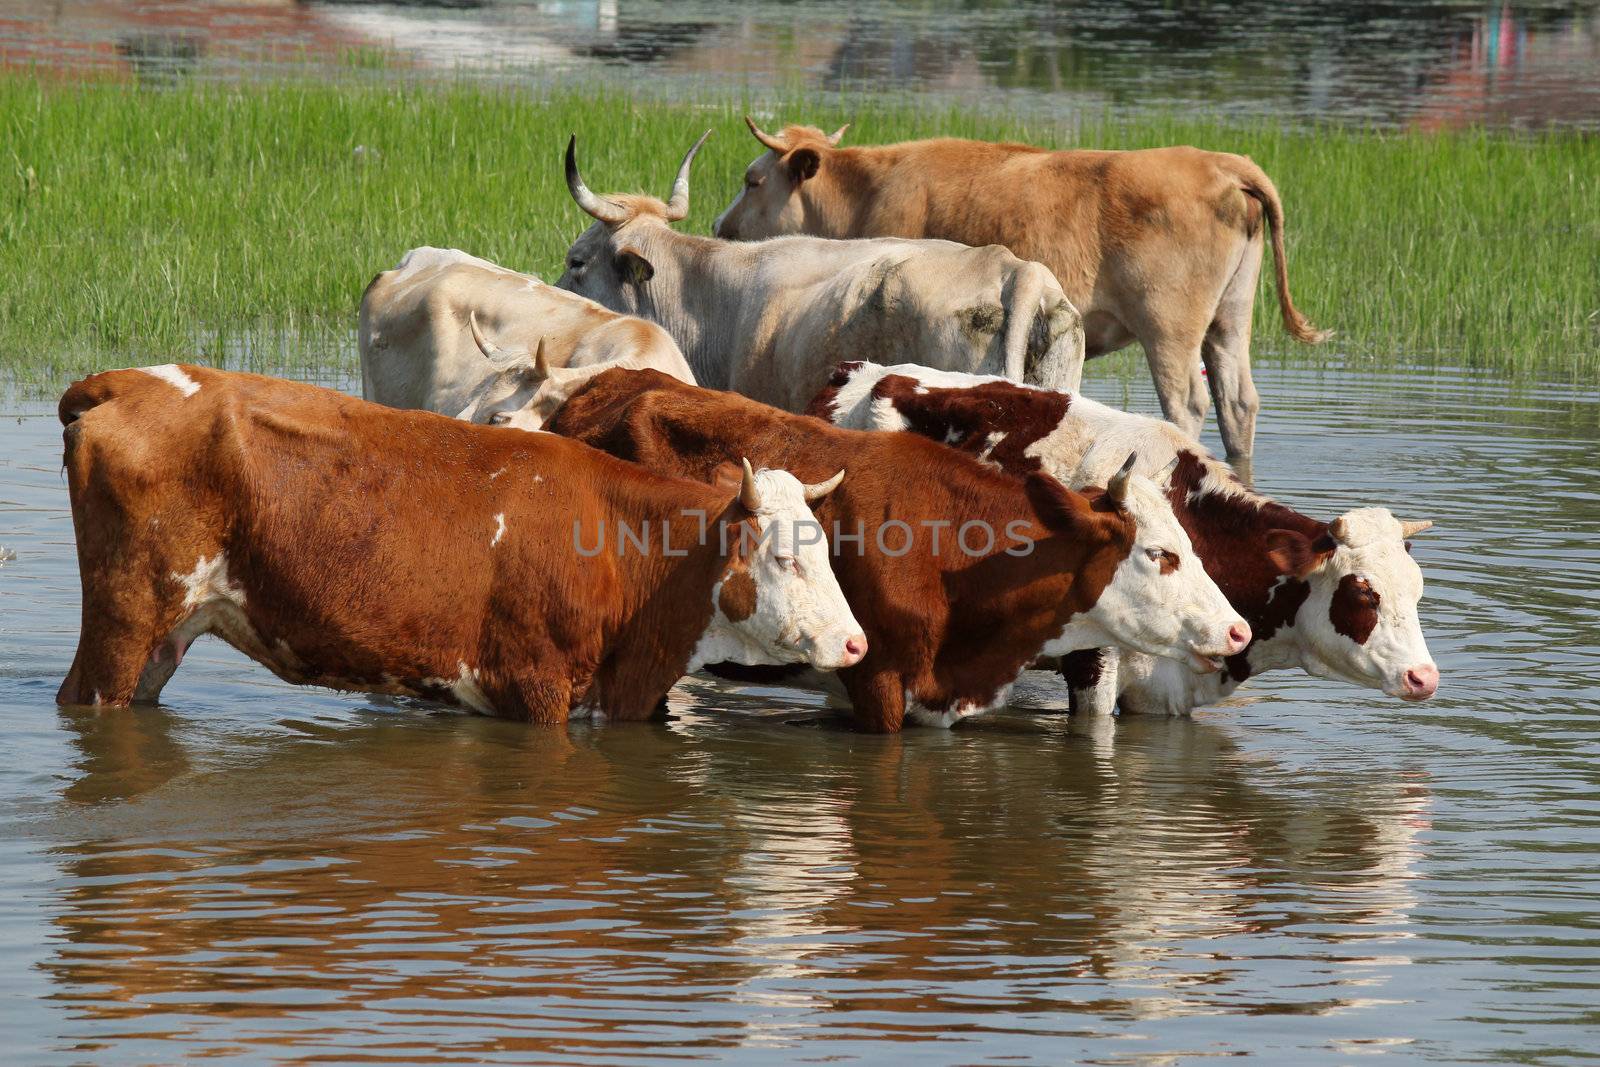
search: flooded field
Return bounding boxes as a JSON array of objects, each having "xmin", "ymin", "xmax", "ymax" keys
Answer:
[
  {"xmin": 2, "ymin": 362, "xmax": 1597, "ymax": 1063},
  {"xmin": 4, "ymin": 0, "xmax": 1599, "ymax": 128}
]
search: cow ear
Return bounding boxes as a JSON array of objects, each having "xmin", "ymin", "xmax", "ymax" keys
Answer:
[
  {"xmin": 1025, "ymin": 471, "xmax": 1098, "ymax": 534},
  {"xmin": 615, "ymin": 246, "xmax": 654, "ymax": 285},
  {"xmin": 1264, "ymin": 529, "xmax": 1335, "ymax": 577},
  {"xmin": 786, "ymin": 147, "xmax": 821, "ymax": 182}
]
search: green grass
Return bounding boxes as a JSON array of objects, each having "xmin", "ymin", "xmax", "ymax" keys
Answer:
[{"xmin": 2, "ymin": 74, "xmax": 1596, "ymax": 386}]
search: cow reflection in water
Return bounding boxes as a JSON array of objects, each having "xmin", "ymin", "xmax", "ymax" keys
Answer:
[{"xmin": 44, "ymin": 698, "xmax": 1428, "ymax": 1052}]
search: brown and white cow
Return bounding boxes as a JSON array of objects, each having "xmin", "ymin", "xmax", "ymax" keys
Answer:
[
  {"xmin": 360, "ymin": 247, "xmax": 693, "ymax": 431},
  {"xmin": 55, "ymin": 364, "xmax": 867, "ymax": 722},
  {"xmin": 549, "ymin": 368, "xmax": 1250, "ymax": 732},
  {"xmin": 714, "ymin": 119, "xmax": 1330, "ymax": 459},
  {"xmin": 810, "ymin": 361, "xmax": 1439, "ymax": 715},
  {"xmin": 555, "ymin": 134, "xmax": 1084, "ymax": 411}
]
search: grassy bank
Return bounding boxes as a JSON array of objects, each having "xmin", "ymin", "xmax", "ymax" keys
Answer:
[{"xmin": 2, "ymin": 75, "xmax": 1596, "ymax": 384}]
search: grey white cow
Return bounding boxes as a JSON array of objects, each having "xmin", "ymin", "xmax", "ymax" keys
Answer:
[
  {"xmin": 554, "ymin": 133, "xmax": 1085, "ymax": 412},
  {"xmin": 810, "ymin": 361, "xmax": 1439, "ymax": 716},
  {"xmin": 360, "ymin": 247, "xmax": 694, "ymax": 430}
]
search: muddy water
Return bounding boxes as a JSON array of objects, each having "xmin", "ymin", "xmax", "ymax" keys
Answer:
[
  {"xmin": 1, "ymin": 363, "xmax": 1598, "ymax": 1063},
  {"xmin": 4, "ymin": 0, "xmax": 1599, "ymax": 129}
]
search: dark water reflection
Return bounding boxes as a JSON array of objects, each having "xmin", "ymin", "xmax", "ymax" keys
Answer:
[
  {"xmin": 3, "ymin": 0, "xmax": 1598, "ymax": 128},
  {"xmin": 2, "ymin": 362, "xmax": 1599, "ymax": 1062}
]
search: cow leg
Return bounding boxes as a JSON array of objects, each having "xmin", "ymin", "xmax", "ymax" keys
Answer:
[
  {"xmin": 842, "ymin": 667, "xmax": 907, "ymax": 733},
  {"xmin": 496, "ymin": 671, "xmax": 573, "ymax": 725},
  {"xmin": 1061, "ymin": 647, "xmax": 1120, "ymax": 716},
  {"xmin": 1142, "ymin": 329, "xmax": 1210, "ymax": 441},
  {"xmin": 58, "ymin": 594, "xmax": 189, "ymax": 708},
  {"xmin": 1202, "ymin": 242, "xmax": 1265, "ymax": 462}
]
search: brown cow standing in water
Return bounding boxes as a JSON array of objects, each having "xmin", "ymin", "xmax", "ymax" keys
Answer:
[
  {"xmin": 713, "ymin": 119, "xmax": 1329, "ymax": 460},
  {"xmin": 55, "ymin": 364, "xmax": 866, "ymax": 721}
]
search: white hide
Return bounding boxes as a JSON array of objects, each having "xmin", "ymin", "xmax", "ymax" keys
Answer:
[
  {"xmin": 138, "ymin": 364, "xmax": 201, "ymax": 397},
  {"xmin": 687, "ymin": 469, "xmax": 865, "ymax": 673},
  {"xmin": 360, "ymin": 246, "xmax": 694, "ymax": 430},
  {"xmin": 825, "ymin": 362, "xmax": 1436, "ymax": 714}
]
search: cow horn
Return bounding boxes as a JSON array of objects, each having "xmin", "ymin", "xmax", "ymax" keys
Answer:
[
  {"xmin": 826, "ymin": 123, "xmax": 850, "ymax": 146},
  {"xmin": 663, "ymin": 129, "xmax": 711, "ymax": 222},
  {"xmin": 739, "ymin": 458, "xmax": 763, "ymax": 511},
  {"xmin": 1399, "ymin": 519, "xmax": 1433, "ymax": 537},
  {"xmin": 802, "ymin": 469, "xmax": 844, "ymax": 502},
  {"xmin": 1106, "ymin": 452, "xmax": 1138, "ymax": 505},
  {"xmin": 531, "ymin": 338, "xmax": 550, "ymax": 380},
  {"xmin": 469, "ymin": 310, "xmax": 517, "ymax": 364},
  {"xmin": 1328, "ymin": 516, "xmax": 1350, "ymax": 544},
  {"xmin": 744, "ymin": 114, "xmax": 788, "ymax": 153},
  {"xmin": 564, "ymin": 135, "xmax": 629, "ymax": 225}
]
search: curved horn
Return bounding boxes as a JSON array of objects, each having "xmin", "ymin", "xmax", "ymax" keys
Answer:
[
  {"xmin": 826, "ymin": 123, "xmax": 850, "ymax": 146},
  {"xmin": 1106, "ymin": 452, "xmax": 1138, "ymax": 505},
  {"xmin": 1328, "ymin": 516, "xmax": 1350, "ymax": 544},
  {"xmin": 1399, "ymin": 519, "xmax": 1433, "ymax": 538},
  {"xmin": 663, "ymin": 128, "xmax": 712, "ymax": 222},
  {"xmin": 564, "ymin": 134, "xmax": 629, "ymax": 225},
  {"xmin": 531, "ymin": 337, "xmax": 551, "ymax": 380},
  {"xmin": 743, "ymin": 114, "xmax": 788, "ymax": 153},
  {"xmin": 739, "ymin": 458, "xmax": 763, "ymax": 512},
  {"xmin": 802, "ymin": 469, "xmax": 844, "ymax": 502},
  {"xmin": 468, "ymin": 310, "xmax": 507, "ymax": 360}
]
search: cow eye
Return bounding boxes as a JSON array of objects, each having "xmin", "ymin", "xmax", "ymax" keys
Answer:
[
  {"xmin": 1404, "ymin": 541, "xmax": 1414, "ymax": 554},
  {"xmin": 567, "ymin": 256, "xmax": 585, "ymax": 271},
  {"xmin": 776, "ymin": 555, "xmax": 797, "ymax": 571},
  {"xmin": 746, "ymin": 174, "xmax": 764, "ymax": 188},
  {"xmin": 489, "ymin": 411, "xmax": 513, "ymax": 426},
  {"xmin": 1147, "ymin": 548, "xmax": 1179, "ymax": 573}
]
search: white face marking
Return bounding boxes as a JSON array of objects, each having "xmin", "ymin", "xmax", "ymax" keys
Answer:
[
  {"xmin": 491, "ymin": 513, "xmax": 507, "ymax": 547},
  {"xmin": 1078, "ymin": 475, "xmax": 1246, "ymax": 670},
  {"xmin": 138, "ymin": 364, "xmax": 199, "ymax": 397},
  {"xmin": 688, "ymin": 469, "xmax": 863, "ymax": 673},
  {"xmin": 1297, "ymin": 508, "xmax": 1434, "ymax": 697}
]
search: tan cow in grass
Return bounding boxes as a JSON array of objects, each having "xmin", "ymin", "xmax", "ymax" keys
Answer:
[
  {"xmin": 714, "ymin": 119, "xmax": 1329, "ymax": 460},
  {"xmin": 360, "ymin": 247, "xmax": 693, "ymax": 431}
]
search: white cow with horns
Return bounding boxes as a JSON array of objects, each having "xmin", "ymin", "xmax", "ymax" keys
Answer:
[
  {"xmin": 553, "ymin": 132, "xmax": 1086, "ymax": 412},
  {"xmin": 360, "ymin": 247, "xmax": 694, "ymax": 430}
]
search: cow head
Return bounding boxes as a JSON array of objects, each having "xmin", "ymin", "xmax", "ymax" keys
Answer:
[
  {"xmin": 1265, "ymin": 508, "xmax": 1438, "ymax": 700},
  {"xmin": 556, "ymin": 131, "xmax": 710, "ymax": 315},
  {"xmin": 1034, "ymin": 456, "xmax": 1251, "ymax": 673},
  {"xmin": 699, "ymin": 461, "xmax": 867, "ymax": 672},
  {"xmin": 463, "ymin": 312, "xmax": 600, "ymax": 431},
  {"xmin": 713, "ymin": 117, "xmax": 848, "ymax": 241}
]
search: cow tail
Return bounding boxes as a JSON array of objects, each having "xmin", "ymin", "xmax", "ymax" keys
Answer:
[
  {"xmin": 1231, "ymin": 158, "xmax": 1330, "ymax": 345},
  {"xmin": 1003, "ymin": 261, "xmax": 1051, "ymax": 382}
]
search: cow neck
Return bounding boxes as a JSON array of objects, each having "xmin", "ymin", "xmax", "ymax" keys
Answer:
[
  {"xmin": 581, "ymin": 478, "xmax": 742, "ymax": 717},
  {"xmin": 629, "ymin": 225, "xmax": 737, "ymax": 392},
  {"xmin": 657, "ymin": 399, "xmax": 1120, "ymax": 692},
  {"xmin": 808, "ymin": 147, "xmax": 884, "ymax": 237},
  {"xmin": 1166, "ymin": 450, "xmax": 1325, "ymax": 676}
]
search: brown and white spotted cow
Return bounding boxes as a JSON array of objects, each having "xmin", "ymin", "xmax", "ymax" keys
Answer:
[
  {"xmin": 549, "ymin": 368, "xmax": 1250, "ymax": 733},
  {"xmin": 55, "ymin": 364, "xmax": 867, "ymax": 722},
  {"xmin": 810, "ymin": 361, "xmax": 1438, "ymax": 715}
]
